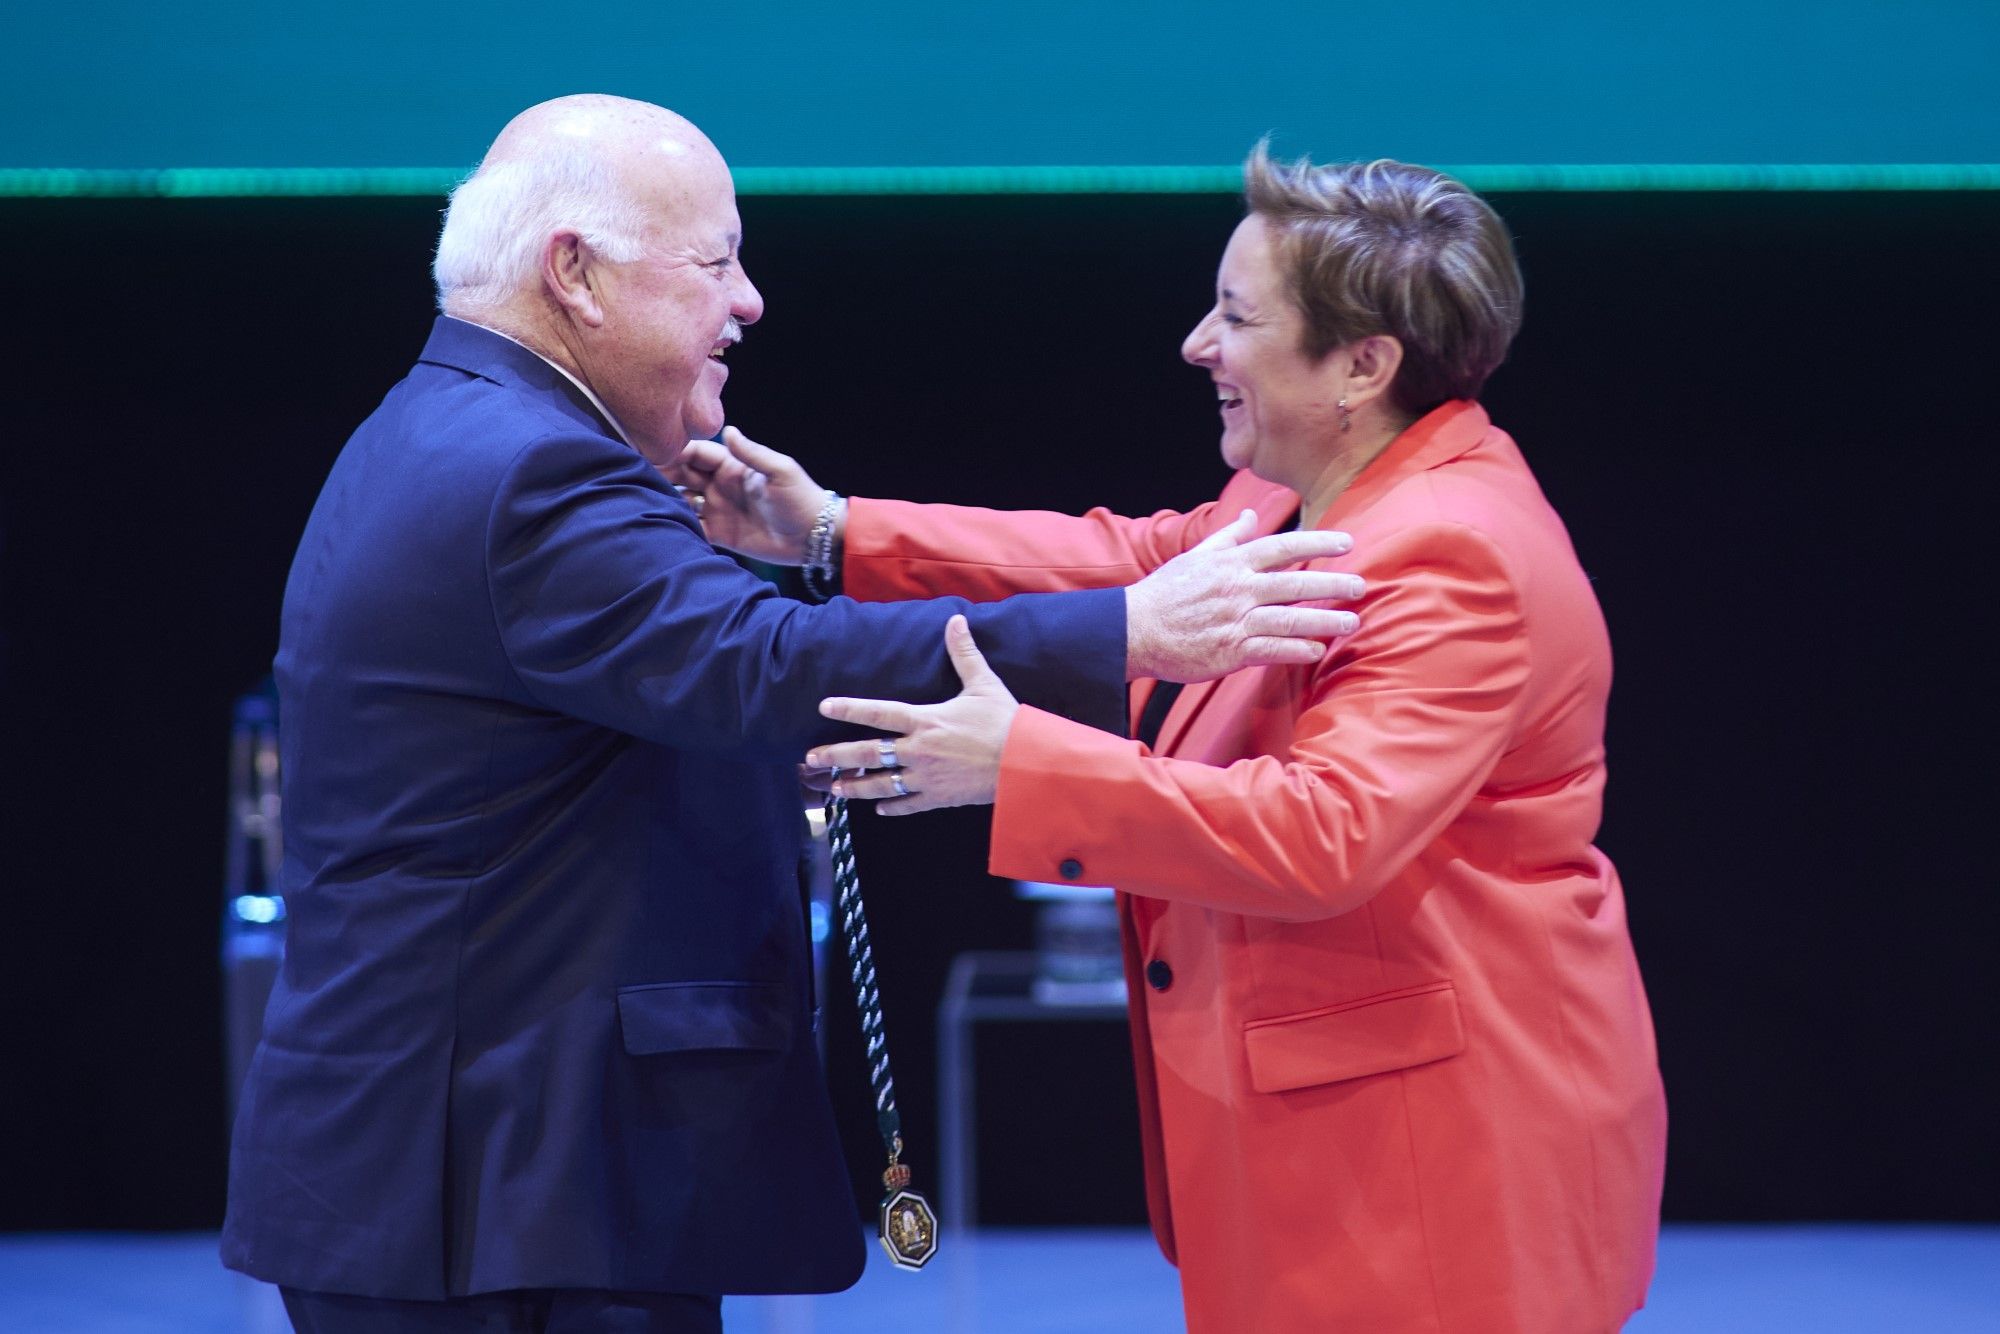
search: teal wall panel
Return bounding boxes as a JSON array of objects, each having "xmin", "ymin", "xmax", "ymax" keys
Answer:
[{"xmin": 4, "ymin": 1, "xmax": 1996, "ymax": 173}]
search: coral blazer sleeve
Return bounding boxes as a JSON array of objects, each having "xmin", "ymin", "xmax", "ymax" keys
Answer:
[{"xmin": 843, "ymin": 469, "xmax": 1299, "ymax": 602}]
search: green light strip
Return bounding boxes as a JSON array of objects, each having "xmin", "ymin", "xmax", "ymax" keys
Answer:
[
  {"xmin": 0, "ymin": 167, "xmax": 465, "ymax": 197},
  {"xmin": 3, "ymin": 163, "xmax": 1998, "ymax": 198},
  {"xmin": 732, "ymin": 164, "xmax": 1247, "ymax": 194}
]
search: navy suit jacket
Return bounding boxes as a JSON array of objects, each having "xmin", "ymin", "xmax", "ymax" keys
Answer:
[{"xmin": 220, "ymin": 318, "xmax": 1124, "ymax": 1300}]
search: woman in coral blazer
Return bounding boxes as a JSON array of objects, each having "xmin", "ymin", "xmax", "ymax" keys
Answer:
[{"xmin": 684, "ymin": 147, "xmax": 1667, "ymax": 1333}]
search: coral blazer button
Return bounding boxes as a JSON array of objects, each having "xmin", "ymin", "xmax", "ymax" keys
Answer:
[
  {"xmin": 1058, "ymin": 858, "xmax": 1083, "ymax": 880},
  {"xmin": 1146, "ymin": 960, "xmax": 1174, "ymax": 991}
]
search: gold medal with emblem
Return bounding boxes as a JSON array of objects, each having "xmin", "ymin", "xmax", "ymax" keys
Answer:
[{"xmin": 879, "ymin": 1145, "xmax": 939, "ymax": 1269}]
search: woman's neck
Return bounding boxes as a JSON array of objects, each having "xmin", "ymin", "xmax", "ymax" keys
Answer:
[{"xmin": 1295, "ymin": 415, "xmax": 1409, "ymax": 528}]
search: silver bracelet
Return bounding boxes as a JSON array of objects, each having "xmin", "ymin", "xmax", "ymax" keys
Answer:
[{"xmin": 802, "ymin": 490, "xmax": 842, "ymax": 600}]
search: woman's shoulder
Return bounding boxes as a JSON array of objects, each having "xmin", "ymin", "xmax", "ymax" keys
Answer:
[{"xmin": 1366, "ymin": 428, "xmax": 1556, "ymax": 535}]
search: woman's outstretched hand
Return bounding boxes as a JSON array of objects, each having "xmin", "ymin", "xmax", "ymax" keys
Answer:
[{"xmin": 665, "ymin": 426, "xmax": 835, "ymax": 564}]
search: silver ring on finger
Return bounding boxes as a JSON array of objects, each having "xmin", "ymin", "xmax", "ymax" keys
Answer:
[
  {"xmin": 877, "ymin": 738, "xmax": 900, "ymax": 769},
  {"xmin": 890, "ymin": 772, "xmax": 910, "ymax": 798}
]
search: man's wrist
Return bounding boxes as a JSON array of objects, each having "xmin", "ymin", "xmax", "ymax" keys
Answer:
[{"xmin": 1121, "ymin": 583, "xmax": 1155, "ymax": 682}]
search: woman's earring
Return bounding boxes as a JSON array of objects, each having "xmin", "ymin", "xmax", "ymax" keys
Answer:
[{"xmin": 1338, "ymin": 397, "xmax": 1352, "ymax": 434}]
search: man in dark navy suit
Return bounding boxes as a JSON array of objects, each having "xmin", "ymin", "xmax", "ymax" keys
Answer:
[{"xmin": 220, "ymin": 95, "xmax": 1360, "ymax": 1332}]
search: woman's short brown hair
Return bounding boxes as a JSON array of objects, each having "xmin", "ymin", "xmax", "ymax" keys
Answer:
[{"xmin": 1243, "ymin": 142, "xmax": 1524, "ymax": 414}]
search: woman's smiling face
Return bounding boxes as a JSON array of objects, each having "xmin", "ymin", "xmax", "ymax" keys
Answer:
[{"xmin": 1181, "ymin": 215, "xmax": 1350, "ymax": 489}]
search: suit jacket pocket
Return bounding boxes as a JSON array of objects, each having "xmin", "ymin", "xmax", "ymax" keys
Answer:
[
  {"xmin": 616, "ymin": 980, "xmax": 794, "ymax": 1056},
  {"xmin": 1242, "ymin": 981, "xmax": 1463, "ymax": 1094}
]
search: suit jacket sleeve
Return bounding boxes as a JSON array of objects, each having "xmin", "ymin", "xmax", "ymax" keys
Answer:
[
  {"xmin": 485, "ymin": 428, "xmax": 1127, "ymax": 754},
  {"xmin": 987, "ymin": 521, "xmax": 1532, "ymax": 922},
  {"xmin": 842, "ymin": 470, "xmax": 1292, "ymax": 602}
]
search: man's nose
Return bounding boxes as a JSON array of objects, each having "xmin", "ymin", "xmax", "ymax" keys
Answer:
[{"xmin": 734, "ymin": 267, "xmax": 765, "ymax": 326}]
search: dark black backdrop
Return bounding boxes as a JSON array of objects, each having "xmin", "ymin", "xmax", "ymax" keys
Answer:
[{"xmin": 1, "ymin": 189, "xmax": 1995, "ymax": 1232}]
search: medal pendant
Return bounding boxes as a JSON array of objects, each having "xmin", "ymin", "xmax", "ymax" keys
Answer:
[{"xmin": 878, "ymin": 1187, "xmax": 940, "ymax": 1270}]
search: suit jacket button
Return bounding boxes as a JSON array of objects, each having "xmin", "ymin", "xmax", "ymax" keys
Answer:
[
  {"xmin": 1145, "ymin": 959, "xmax": 1173, "ymax": 991},
  {"xmin": 1058, "ymin": 858, "xmax": 1083, "ymax": 880}
]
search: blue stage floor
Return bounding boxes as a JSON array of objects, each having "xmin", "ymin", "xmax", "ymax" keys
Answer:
[{"xmin": 3, "ymin": 1226, "xmax": 1996, "ymax": 1332}]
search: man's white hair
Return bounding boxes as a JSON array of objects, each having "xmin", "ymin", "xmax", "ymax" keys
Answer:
[{"xmin": 432, "ymin": 148, "xmax": 651, "ymax": 314}]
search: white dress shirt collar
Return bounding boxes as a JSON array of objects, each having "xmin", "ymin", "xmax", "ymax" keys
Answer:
[{"xmin": 461, "ymin": 318, "xmax": 637, "ymax": 449}]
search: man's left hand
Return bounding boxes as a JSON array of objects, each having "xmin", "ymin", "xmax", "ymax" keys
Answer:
[{"xmin": 805, "ymin": 616, "xmax": 1017, "ymax": 815}]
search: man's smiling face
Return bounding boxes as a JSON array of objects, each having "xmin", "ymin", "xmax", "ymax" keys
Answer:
[{"xmin": 582, "ymin": 143, "xmax": 764, "ymax": 467}]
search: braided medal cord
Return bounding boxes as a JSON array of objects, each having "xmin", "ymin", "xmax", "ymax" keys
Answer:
[{"xmin": 826, "ymin": 794, "xmax": 903, "ymax": 1151}]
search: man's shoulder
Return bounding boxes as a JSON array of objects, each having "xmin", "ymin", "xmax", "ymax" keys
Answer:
[
  {"xmin": 359, "ymin": 355, "xmax": 628, "ymax": 477},
  {"xmin": 298, "ymin": 358, "xmax": 648, "ymax": 569},
  {"xmin": 357, "ymin": 316, "xmax": 622, "ymax": 463}
]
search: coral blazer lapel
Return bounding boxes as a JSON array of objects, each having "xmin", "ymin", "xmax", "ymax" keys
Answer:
[
  {"xmin": 1138, "ymin": 481, "xmax": 1299, "ymax": 756},
  {"xmin": 1143, "ymin": 400, "xmax": 1493, "ymax": 759}
]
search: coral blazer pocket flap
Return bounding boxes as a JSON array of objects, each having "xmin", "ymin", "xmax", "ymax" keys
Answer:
[
  {"xmin": 1242, "ymin": 982, "xmax": 1464, "ymax": 1094},
  {"xmin": 617, "ymin": 981, "xmax": 794, "ymax": 1056}
]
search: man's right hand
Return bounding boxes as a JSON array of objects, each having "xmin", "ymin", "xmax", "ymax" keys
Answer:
[
  {"xmin": 1125, "ymin": 509, "xmax": 1364, "ymax": 683},
  {"xmin": 665, "ymin": 427, "xmax": 836, "ymax": 564}
]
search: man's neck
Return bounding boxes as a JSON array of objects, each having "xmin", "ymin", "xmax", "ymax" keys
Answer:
[{"xmin": 446, "ymin": 305, "xmax": 634, "ymax": 448}]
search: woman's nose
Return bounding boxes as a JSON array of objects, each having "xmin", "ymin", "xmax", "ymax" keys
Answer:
[{"xmin": 1182, "ymin": 309, "xmax": 1219, "ymax": 366}]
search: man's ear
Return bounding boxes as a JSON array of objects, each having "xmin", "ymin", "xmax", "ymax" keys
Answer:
[
  {"xmin": 542, "ymin": 230, "xmax": 607, "ymax": 328},
  {"xmin": 1342, "ymin": 333, "xmax": 1404, "ymax": 409}
]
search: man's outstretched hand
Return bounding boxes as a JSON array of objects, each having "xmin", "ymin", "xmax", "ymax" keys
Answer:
[
  {"xmin": 805, "ymin": 615, "xmax": 1019, "ymax": 816},
  {"xmin": 1125, "ymin": 509, "xmax": 1364, "ymax": 683}
]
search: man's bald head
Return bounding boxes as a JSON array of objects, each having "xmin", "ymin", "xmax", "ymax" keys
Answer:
[
  {"xmin": 432, "ymin": 95, "xmax": 727, "ymax": 317},
  {"xmin": 483, "ymin": 95, "xmax": 717, "ymax": 179},
  {"xmin": 432, "ymin": 95, "xmax": 763, "ymax": 465}
]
